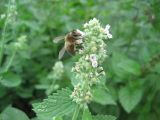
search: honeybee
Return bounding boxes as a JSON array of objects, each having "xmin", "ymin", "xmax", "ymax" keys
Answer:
[{"xmin": 53, "ymin": 29, "xmax": 85, "ymax": 59}]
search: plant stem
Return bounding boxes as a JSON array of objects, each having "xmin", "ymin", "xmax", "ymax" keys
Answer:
[
  {"xmin": 0, "ymin": 0, "xmax": 11, "ymax": 66},
  {"xmin": 72, "ymin": 104, "xmax": 80, "ymax": 120},
  {"xmin": 0, "ymin": 19, "xmax": 8, "ymax": 66},
  {"xmin": 3, "ymin": 50, "xmax": 16, "ymax": 72}
]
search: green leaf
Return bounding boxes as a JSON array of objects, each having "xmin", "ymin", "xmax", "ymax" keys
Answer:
[
  {"xmin": 93, "ymin": 115, "xmax": 116, "ymax": 120},
  {"xmin": 33, "ymin": 88, "xmax": 76, "ymax": 120},
  {"xmin": 0, "ymin": 72, "xmax": 21, "ymax": 87},
  {"xmin": 0, "ymin": 85, "xmax": 6, "ymax": 98},
  {"xmin": 31, "ymin": 118, "xmax": 39, "ymax": 120},
  {"xmin": 112, "ymin": 53, "xmax": 141, "ymax": 78},
  {"xmin": 53, "ymin": 116, "xmax": 63, "ymax": 120},
  {"xmin": 92, "ymin": 86, "xmax": 116, "ymax": 105},
  {"xmin": 153, "ymin": 62, "xmax": 160, "ymax": 74},
  {"xmin": 65, "ymin": 61, "xmax": 79, "ymax": 86},
  {"xmin": 0, "ymin": 106, "xmax": 30, "ymax": 120},
  {"xmin": 82, "ymin": 108, "xmax": 92, "ymax": 120},
  {"xmin": 118, "ymin": 86, "xmax": 142, "ymax": 113}
]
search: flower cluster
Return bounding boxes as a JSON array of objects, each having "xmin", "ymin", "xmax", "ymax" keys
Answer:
[
  {"xmin": 7, "ymin": 0, "xmax": 17, "ymax": 23},
  {"xmin": 71, "ymin": 18, "xmax": 112, "ymax": 105},
  {"xmin": 1, "ymin": 0, "xmax": 17, "ymax": 23},
  {"xmin": 48, "ymin": 61, "xmax": 64, "ymax": 80}
]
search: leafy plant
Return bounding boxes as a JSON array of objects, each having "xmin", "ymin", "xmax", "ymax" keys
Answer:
[
  {"xmin": 0, "ymin": 0, "xmax": 160, "ymax": 120},
  {"xmin": 33, "ymin": 18, "xmax": 116, "ymax": 120}
]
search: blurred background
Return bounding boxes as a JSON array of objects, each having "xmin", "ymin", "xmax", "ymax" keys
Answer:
[{"xmin": 0, "ymin": 0, "xmax": 160, "ymax": 120}]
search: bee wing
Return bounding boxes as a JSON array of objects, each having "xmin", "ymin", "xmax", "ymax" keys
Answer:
[
  {"xmin": 53, "ymin": 36, "xmax": 65, "ymax": 43},
  {"xmin": 58, "ymin": 46, "xmax": 66, "ymax": 59}
]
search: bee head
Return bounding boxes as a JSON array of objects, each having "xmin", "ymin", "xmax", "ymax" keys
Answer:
[{"xmin": 71, "ymin": 29, "xmax": 85, "ymax": 39}]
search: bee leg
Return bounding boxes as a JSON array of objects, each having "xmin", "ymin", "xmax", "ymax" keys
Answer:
[{"xmin": 58, "ymin": 46, "xmax": 66, "ymax": 59}]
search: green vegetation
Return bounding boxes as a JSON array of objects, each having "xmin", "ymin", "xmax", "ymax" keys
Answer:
[{"xmin": 0, "ymin": 0, "xmax": 160, "ymax": 120}]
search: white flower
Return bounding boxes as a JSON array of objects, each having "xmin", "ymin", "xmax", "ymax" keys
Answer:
[
  {"xmin": 91, "ymin": 61, "xmax": 98, "ymax": 68},
  {"xmin": 71, "ymin": 18, "xmax": 110, "ymax": 104},
  {"xmin": 104, "ymin": 24, "xmax": 112, "ymax": 39},
  {"xmin": 89, "ymin": 72, "xmax": 93, "ymax": 77},
  {"xmin": 85, "ymin": 55, "xmax": 89, "ymax": 60},
  {"xmin": 75, "ymin": 66, "xmax": 80, "ymax": 72},
  {"xmin": 95, "ymin": 72, "xmax": 99, "ymax": 76},
  {"xmin": 89, "ymin": 54, "xmax": 97, "ymax": 62},
  {"xmin": 84, "ymin": 23, "xmax": 88, "ymax": 28},
  {"xmin": 101, "ymin": 71, "xmax": 105, "ymax": 75}
]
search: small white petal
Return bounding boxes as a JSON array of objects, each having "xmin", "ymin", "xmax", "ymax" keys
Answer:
[
  {"xmin": 85, "ymin": 55, "xmax": 89, "ymax": 60},
  {"xmin": 108, "ymin": 33, "xmax": 112, "ymax": 39},
  {"xmin": 92, "ymin": 61, "xmax": 98, "ymax": 68},
  {"xmin": 104, "ymin": 24, "xmax": 112, "ymax": 39},
  {"xmin": 105, "ymin": 24, "xmax": 110, "ymax": 30},
  {"xmin": 89, "ymin": 54, "xmax": 97, "ymax": 62}
]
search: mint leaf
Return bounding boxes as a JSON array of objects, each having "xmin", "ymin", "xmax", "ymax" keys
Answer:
[
  {"xmin": 0, "ymin": 106, "xmax": 30, "ymax": 120},
  {"xmin": 92, "ymin": 86, "xmax": 116, "ymax": 105},
  {"xmin": 112, "ymin": 53, "xmax": 141, "ymax": 78},
  {"xmin": 33, "ymin": 88, "xmax": 76, "ymax": 120},
  {"xmin": 93, "ymin": 115, "xmax": 116, "ymax": 120},
  {"xmin": 53, "ymin": 116, "xmax": 63, "ymax": 120},
  {"xmin": 0, "ymin": 72, "xmax": 21, "ymax": 87},
  {"xmin": 82, "ymin": 108, "xmax": 92, "ymax": 120},
  {"xmin": 118, "ymin": 86, "xmax": 142, "ymax": 113}
]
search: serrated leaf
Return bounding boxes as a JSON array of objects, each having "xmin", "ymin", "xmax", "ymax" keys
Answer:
[
  {"xmin": 92, "ymin": 86, "xmax": 116, "ymax": 105},
  {"xmin": 0, "ymin": 106, "xmax": 30, "ymax": 120},
  {"xmin": 0, "ymin": 72, "xmax": 21, "ymax": 87},
  {"xmin": 93, "ymin": 115, "xmax": 116, "ymax": 120},
  {"xmin": 82, "ymin": 108, "xmax": 92, "ymax": 120},
  {"xmin": 118, "ymin": 86, "xmax": 142, "ymax": 113},
  {"xmin": 33, "ymin": 88, "xmax": 76, "ymax": 120}
]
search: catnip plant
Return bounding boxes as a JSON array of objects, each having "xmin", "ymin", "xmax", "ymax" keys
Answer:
[
  {"xmin": 33, "ymin": 18, "xmax": 116, "ymax": 120},
  {"xmin": 0, "ymin": 0, "xmax": 17, "ymax": 67},
  {"xmin": 0, "ymin": 0, "xmax": 29, "ymax": 87}
]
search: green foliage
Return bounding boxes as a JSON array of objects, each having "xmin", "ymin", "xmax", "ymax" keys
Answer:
[
  {"xmin": 92, "ymin": 86, "xmax": 116, "ymax": 105},
  {"xmin": 0, "ymin": 106, "xmax": 30, "ymax": 120},
  {"xmin": 0, "ymin": 72, "xmax": 21, "ymax": 87},
  {"xmin": 93, "ymin": 115, "xmax": 116, "ymax": 120},
  {"xmin": 53, "ymin": 117, "xmax": 63, "ymax": 120},
  {"xmin": 82, "ymin": 108, "xmax": 92, "ymax": 120},
  {"xmin": 82, "ymin": 108, "xmax": 116, "ymax": 120},
  {"xmin": 118, "ymin": 85, "xmax": 143, "ymax": 113},
  {"xmin": 112, "ymin": 52, "xmax": 141, "ymax": 78},
  {"xmin": 0, "ymin": 0, "xmax": 160, "ymax": 120},
  {"xmin": 33, "ymin": 88, "xmax": 76, "ymax": 120}
]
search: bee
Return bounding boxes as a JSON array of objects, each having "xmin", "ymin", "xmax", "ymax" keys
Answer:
[{"xmin": 53, "ymin": 29, "xmax": 85, "ymax": 59}]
